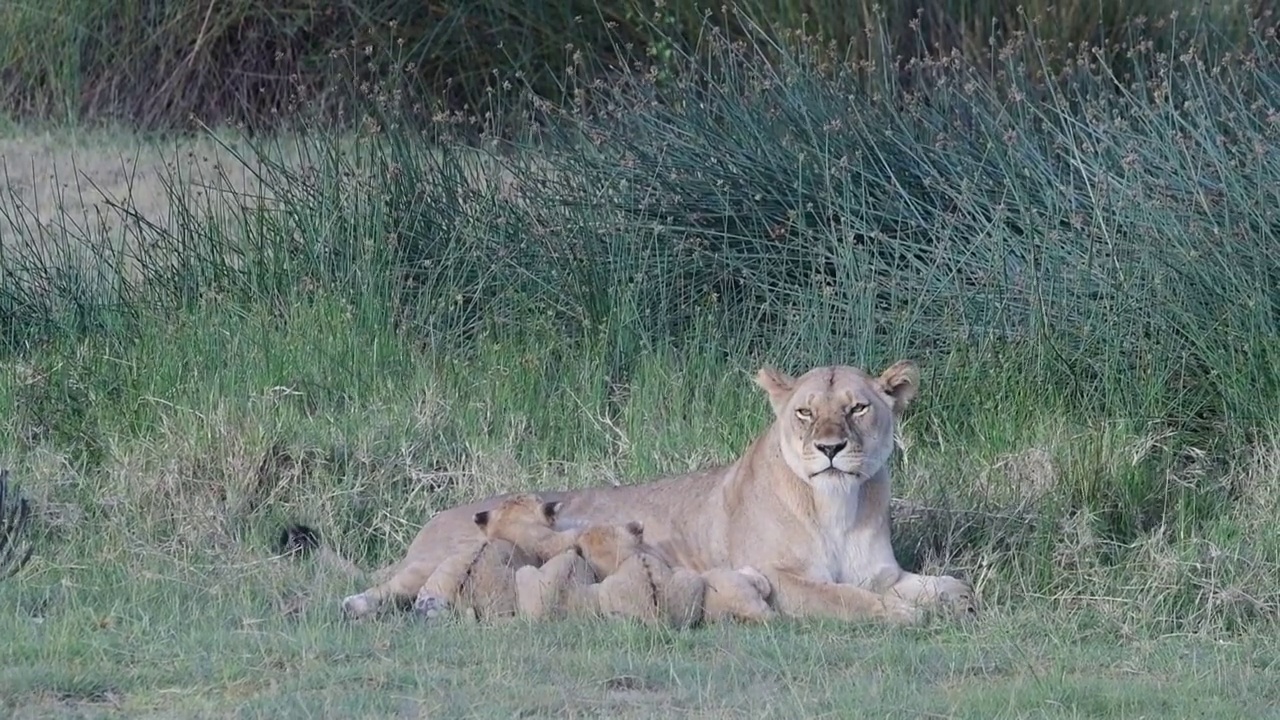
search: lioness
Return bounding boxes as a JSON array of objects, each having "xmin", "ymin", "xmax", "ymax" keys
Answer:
[{"xmin": 342, "ymin": 360, "xmax": 977, "ymax": 624}]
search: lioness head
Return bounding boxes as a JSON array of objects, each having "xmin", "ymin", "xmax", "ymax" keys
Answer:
[
  {"xmin": 473, "ymin": 493, "xmax": 561, "ymax": 538},
  {"xmin": 754, "ymin": 360, "xmax": 919, "ymax": 485},
  {"xmin": 574, "ymin": 521, "xmax": 646, "ymax": 577}
]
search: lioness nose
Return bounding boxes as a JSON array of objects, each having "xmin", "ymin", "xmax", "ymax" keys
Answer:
[{"xmin": 815, "ymin": 441, "xmax": 847, "ymax": 459}]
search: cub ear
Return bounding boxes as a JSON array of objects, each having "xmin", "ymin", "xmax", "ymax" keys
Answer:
[
  {"xmin": 624, "ymin": 520, "xmax": 644, "ymax": 538},
  {"xmin": 754, "ymin": 366, "xmax": 795, "ymax": 415},
  {"xmin": 472, "ymin": 510, "xmax": 491, "ymax": 528},
  {"xmin": 541, "ymin": 501, "xmax": 562, "ymax": 522},
  {"xmin": 876, "ymin": 360, "xmax": 920, "ymax": 415}
]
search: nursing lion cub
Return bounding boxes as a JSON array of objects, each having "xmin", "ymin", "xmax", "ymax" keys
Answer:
[
  {"xmin": 421, "ymin": 494, "xmax": 772, "ymax": 627},
  {"xmin": 517, "ymin": 521, "xmax": 706, "ymax": 628},
  {"xmin": 411, "ymin": 493, "xmax": 579, "ymax": 621},
  {"xmin": 343, "ymin": 361, "xmax": 977, "ymax": 625}
]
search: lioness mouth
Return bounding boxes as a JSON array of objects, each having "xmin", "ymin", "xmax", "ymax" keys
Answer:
[{"xmin": 811, "ymin": 467, "xmax": 863, "ymax": 483}]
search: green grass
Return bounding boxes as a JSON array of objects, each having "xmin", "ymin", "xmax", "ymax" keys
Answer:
[
  {"xmin": 4, "ymin": 14, "xmax": 1280, "ymax": 718},
  {"xmin": 5, "ymin": 582, "xmax": 1278, "ymax": 718},
  {"xmin": 0, "ymin": 296, "xmax": 1277, "ymax": 715}
]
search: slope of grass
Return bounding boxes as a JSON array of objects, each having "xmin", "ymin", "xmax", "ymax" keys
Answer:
[{"xmin": 1, "ymin": 297, "xmax": 1278, "ymax": 716}]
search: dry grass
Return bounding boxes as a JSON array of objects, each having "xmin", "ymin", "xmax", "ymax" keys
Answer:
[{"xmin": 0, "ymin": 128, "xmax": 272, "ymax": 232}]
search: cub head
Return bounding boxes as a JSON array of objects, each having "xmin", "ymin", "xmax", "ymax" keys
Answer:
[
  {"xmin": 472, "ymin": 493, "xmax": 561, "ymax": 541},
  {"xmin": 574, "ymin": 521, "xmax": 646, "ymax": 577},
  {"xmin": 754, "ymin": 360, "xmax": 919, "ymax": 486}
]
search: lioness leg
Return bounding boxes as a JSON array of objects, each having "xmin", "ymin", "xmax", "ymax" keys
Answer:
[{"xmin": 764, "ymin": 569, "xmax": 921, "ymax": 625}]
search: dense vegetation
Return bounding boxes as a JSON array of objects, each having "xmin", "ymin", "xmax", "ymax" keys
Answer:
[
  {"xmin": 2, "ymin": 4, "xmax": 1279, "ymax": 716},
  {"xmin": 0, "ymin": 0, "xmax": 1267, "ymax": 129}
]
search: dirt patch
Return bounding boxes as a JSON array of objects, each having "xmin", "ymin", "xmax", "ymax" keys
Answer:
[
  {"xmin": 7, "ymin": 685, "xmax": 125, "ymax": 719},
  {"xmin": 0, "ymin": 129, "xmax": 273, "ymax": 236}
]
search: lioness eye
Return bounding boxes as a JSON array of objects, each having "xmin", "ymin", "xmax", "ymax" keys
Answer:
[
  {"xmin": 795, "ymin": 408, "xmax": 813, "ymax": 421},
  {"xmin": 849, "ymin": 403, "xmax": 870, "ymax": 416}
]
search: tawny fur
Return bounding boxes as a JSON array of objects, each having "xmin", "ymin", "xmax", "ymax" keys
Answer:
[
  {"xmin": 575, "ymin": 523, "xmax": 776, "ymax": 624},
  {"xmin": 514, "ymin": 547, "xmax": 599, "ymax": 621},
  {"xmin": 411, "ymin": 493, "xmax": 580, "ymax": 621},
  {"xmin": 520, "ymin": 514, "xmax": 773, "ymax": 625},
  {"xmin": 471, "ymin": 493, "xmax": 581, "ymax": 561},
  {"xmin": 576, "ymin": 522, "xmax": 706, "ymax": 628},
  {"xmin": 345, "ymin": 361, "xmax": 978, "ymax": 626},
  {"xmin": 413, "ymin": 538, "xmax": 535, "ymax": 622},
  {"xmin": 699, "ymin": 567, "xmax": 776, "ymax": 623},
  {"xmin": 516, "ymin": 522, "xmax": 705, "ymax": 629}
]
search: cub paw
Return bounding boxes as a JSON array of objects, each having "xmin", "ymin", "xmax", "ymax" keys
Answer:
[
  {"xmin": 412, "ymin": 591, "xmax": 451, "ymax": 620},
  {"xmin": 341, "ymin": 592, "xmax": 374, "ymax": 619},
  {"xmin": 934, "ymin": 576, "xmax": 979, "ymax": 621}
]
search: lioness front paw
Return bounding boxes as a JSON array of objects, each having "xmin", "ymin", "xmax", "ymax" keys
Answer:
[{"xmin": 412, "ymin": 591, "xmax": 451, "ymax": 620}]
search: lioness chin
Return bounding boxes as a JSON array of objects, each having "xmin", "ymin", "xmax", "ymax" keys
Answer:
[{"xmin": 341, "ymin": 360, "xmax": 978, "ymax": 625}]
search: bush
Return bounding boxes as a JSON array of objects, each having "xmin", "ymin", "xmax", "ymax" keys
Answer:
[{"xmin": 0, "ymin": 0, "xmax": 1268, "ymax": 130}]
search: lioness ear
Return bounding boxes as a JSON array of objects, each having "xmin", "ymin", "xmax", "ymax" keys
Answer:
[
  {"xmin": 472, "ymin": 510, "xmax": 491, "ymax": 528},
  {"xmin": 877, "ymin": 360, "xmax": 920, "ymax": 415},
  {"xmin": 542, "ymin": 501, "xmax": 561, "ymax": 522},
  {"xmin": 754, "ymin": 366, "xmax": 795, "ymax": 415},
  {"xmin": 624, "ymin": 520, "xmax": 644, "ymax": 538}
]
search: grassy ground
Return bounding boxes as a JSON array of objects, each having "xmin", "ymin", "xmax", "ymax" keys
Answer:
[
  {"xmin": 6, "ymin": 601, "xmax": 1279, "ymax": 718},
  {"xmin": 0, "ymin": 279, "xmax": 1276, "ymax": 717},
  {"xmin": 4, "ymin": 19, "xmax": 1280, "ymax": 718},
  {"xmin": 0, "ymin": 309, "xmax": 1275, "ymax": 719}
]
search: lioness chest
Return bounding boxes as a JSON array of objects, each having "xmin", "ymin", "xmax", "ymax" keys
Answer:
[
  {"xmin": 808, "ymin": 526, "xmax": 876, "ymax": 585},
  {"xmin": 799, "ymin": 487, "xmax": 898, "ymax": 588}
]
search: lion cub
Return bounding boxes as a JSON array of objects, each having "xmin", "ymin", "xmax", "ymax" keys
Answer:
[
  {"xmin": 516, "ymin": 520, "xmax": 703, "ymax": 628},
  {"xmin": 577, "ymin": 522, "xmax": 777, "ymax": 625},
  {"xmin": 518, "ymin": 519, "xmax": 774, "ymax": 627},
  {"xmin": 577, "ymin": 521, "xmax": 708, "ymax": 628},
  {"xmin": 413, "ymin": 493, "xmax": 579, "ymax": 622}
]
